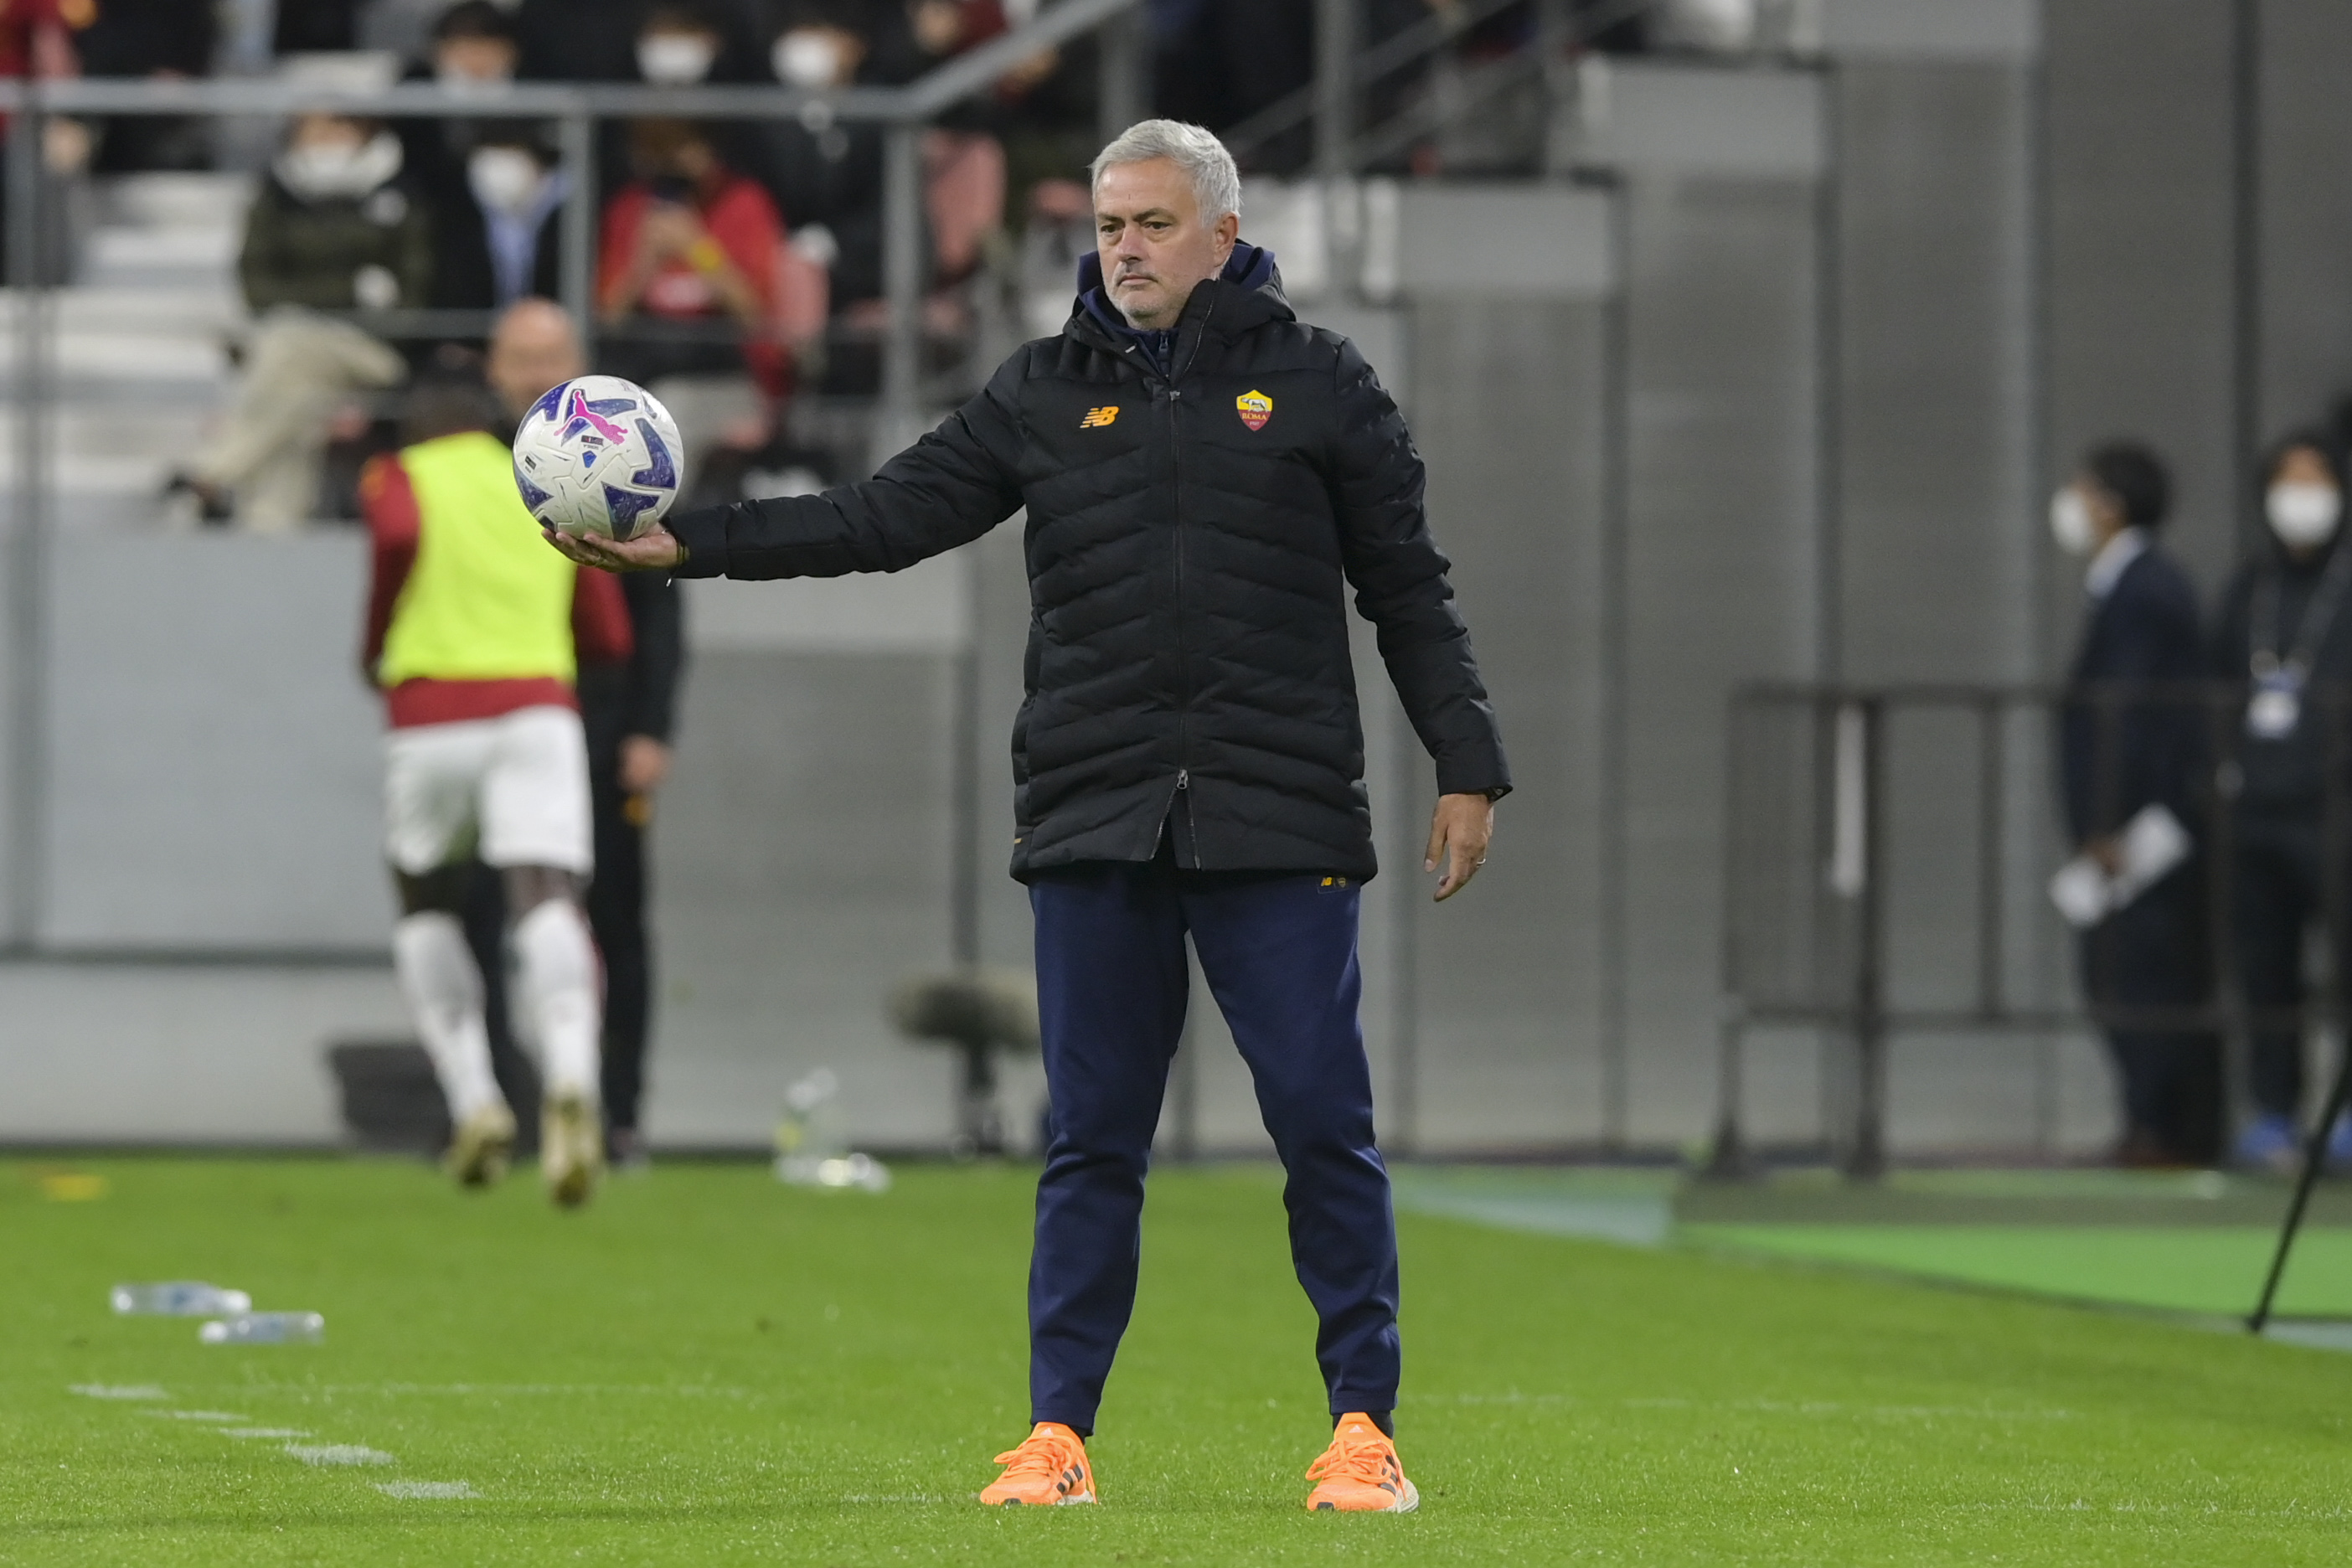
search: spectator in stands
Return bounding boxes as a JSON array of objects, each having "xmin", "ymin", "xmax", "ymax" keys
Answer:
[
  {"xmin": 431, "ymin": 121, "xmax": 573, "ymax": 314},
  {"xmin": 2050, "ymin": 441, "xmax": 2220, "ymax": 1168},
  {"xmin": 755, "ymin": 0, "xmax": 887, "ymax": 305},
  {"xmin": 77, "ymin": 0, "xmax": 214, "ymax": 173},
  {"xmin": 991, "ymin": 39, "xmax": 1099, "ymax": 227},
  {"xmin": 2211, "ymin": 431, "xmax": 2352, "ymax": 1173},
  {"xmin": 396, "ymin": 2, "xmax": 523, "ymax": 197},
  {"xmin": 509, "ymin": 0, "xmax": 763, "ymax": 80},
  {"xmin": 0, "ymin": 1, "xmax": 94, "ymax": 285},
  {"xmin": 868, "ymin": 0, "xmax": 1098, "ymax": 224},
  {"xmin": 168, "ymin": 112, "xmax": 427, "ymax": 529},
  {"xmin": 598, "ymin": 116, "xmax": 810, "ymax": 467},
  {"xmin": 632, "ymin": 0, "xmax": 765, "ymax": 85},
  {"xmin": 0, "ymin": 0, "xmax": 85, "ymax": 94},
  {"xmin": 848, "ymin": 0, "xmax": 1011, "ymax": 305},
  {"xmin": 427, "ymin": 0, "xmax": 521, "ymax": 84}
]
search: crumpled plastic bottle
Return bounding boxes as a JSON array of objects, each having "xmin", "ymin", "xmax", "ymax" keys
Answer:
[
  {"xmin": 111, "ymin": 1282, "xmax": 252, "ymax": 1317},
  {"xmin": 199, "ymin": 1312, "xmax": 325, "ymax": 1345}
]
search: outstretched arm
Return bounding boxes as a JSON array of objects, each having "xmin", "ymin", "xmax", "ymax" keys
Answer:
[{"xmin": 547, "ymin": 358, "xmax": 1026, "ymax": 579}]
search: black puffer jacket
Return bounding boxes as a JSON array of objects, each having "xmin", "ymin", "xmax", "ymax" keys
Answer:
[{"xmin": 668, "ymin": 245, "xmax": 1510, "ymax": 880}]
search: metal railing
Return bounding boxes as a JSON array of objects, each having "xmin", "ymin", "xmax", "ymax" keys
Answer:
[
  {"xmin": 1712, "ymin": 680, "xmax": 2352, "ymax": 1179},
  {"xmin": 1225, "ymin": 0, "xmax": 1663, "ymax": 175},
  {"xmin": 0, "ymin": 0, "xmax": 1142, "ymax": 456}
]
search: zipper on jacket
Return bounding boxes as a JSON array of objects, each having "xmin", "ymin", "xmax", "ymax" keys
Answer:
[
  {"xmin": 1165, "ymin": 384, "xmax": 1197, "ymax": 868},
  {"xmin": 1172, "ymin": 766, "xmax": 1199, "ymax": 864}
]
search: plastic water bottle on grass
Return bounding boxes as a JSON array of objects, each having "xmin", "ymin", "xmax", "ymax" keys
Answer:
[
  {"xmin": 111, "ymin": 1282, "xmax": 251, "ymax": 1317},
  {"xmin": 774, "ymin": 1071, "xmax": 891, "ymax": 1192},
  {"xmin": 199, "ymin": 1313, "xmax": 324, "ymax": 1345},
  {"xmin": 775, "ymin": 1069, "xmax": 847, "ymax": 1179}
]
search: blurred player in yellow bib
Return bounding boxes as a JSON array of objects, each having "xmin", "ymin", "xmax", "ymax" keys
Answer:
[{"xmin": 361, "ymin": 302, "xmax": 632, "ymax": 1205}]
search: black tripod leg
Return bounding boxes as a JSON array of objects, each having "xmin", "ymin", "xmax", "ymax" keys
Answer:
[{"xmin": 2248, "ymin": 1044, "xmax": 2352, "ymax": 1333}]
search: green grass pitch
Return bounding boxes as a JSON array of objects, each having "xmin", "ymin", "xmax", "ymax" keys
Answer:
[{"xmin": 5, "ymin": 1156, "xmax": 2352, "ymax": 1565}]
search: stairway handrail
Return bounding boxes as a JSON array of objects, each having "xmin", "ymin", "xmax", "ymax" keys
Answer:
[{"xmin": 1222, "ymin": 0, "xmax": 1662, "ymax": 168}]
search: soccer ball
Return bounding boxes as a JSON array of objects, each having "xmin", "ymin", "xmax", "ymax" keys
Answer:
[{"xmin": 510, "ymin": 374, "xmax": 684, "ymax": 539}]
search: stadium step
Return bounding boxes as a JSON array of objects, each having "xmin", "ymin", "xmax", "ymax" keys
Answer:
[{"xmin": 0, "ymin": 173, "xmax": 247, "ymax": 528}]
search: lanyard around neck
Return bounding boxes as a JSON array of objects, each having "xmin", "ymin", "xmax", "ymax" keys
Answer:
[{"xmin": 2252, "ymin": 545, "xmax": 2352, "ymax": 677}]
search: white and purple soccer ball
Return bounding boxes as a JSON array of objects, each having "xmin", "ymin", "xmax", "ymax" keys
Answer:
[{"xmin": 511, "ymin": 374, "xmax": 684, "ymax": 540}]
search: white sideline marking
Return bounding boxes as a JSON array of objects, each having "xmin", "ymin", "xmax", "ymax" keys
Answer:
[
  {"xmin": 1436, "ymin": 1390, "xmax": 2075, "ymax": 1421},
  {"xmin": 841, "ymin": 1494, "xmax": 942, "ymax": 1504},
  {"xmin": 70, "ymin": 1385, "xmax": 167, "ymax": 1400},
  {"xmin": 144, "ymin": 1410, "xmax": 245, "ymax": 1422},
  {"xmin": 286, "ymin": 1444, "xmax": 396, "ymax": 1467},
  {"xmin": 206, "ymin": 1382, "xmax": 752, "ymax": 1399},
  {"xmin": 218, "ymin": 1428, "xmax": 309, "ymax": 1439},
  {"xmin": 376, "ymin": 1482, "xmax": 479, "ymax": 1500}
]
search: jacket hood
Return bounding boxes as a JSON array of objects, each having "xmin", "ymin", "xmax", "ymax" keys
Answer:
[{"xmin": 1074, "ymin": 241, "xmax": 1285, "ymax": 339}]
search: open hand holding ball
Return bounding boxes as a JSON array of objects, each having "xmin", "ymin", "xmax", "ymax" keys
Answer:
[{"xmin": 513, "ymin": 374, "xmax": 683, "ymax": 541}]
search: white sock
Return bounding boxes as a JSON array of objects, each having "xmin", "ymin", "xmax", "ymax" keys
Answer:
[
  {"xmin": 391, "ymin": 912, "xmax": 503, "ymax": 1123},
  {"xmin": 512, "ymin": 899, "xmax": 601, "ymax": 1102}
]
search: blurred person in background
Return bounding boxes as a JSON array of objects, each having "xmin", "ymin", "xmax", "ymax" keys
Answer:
[
  {"xmin": 395, "ymin": 2, "xmax": 523, "ymax": 197},
  {"xmin": 77, "ymin": 0, "xmax": 214, "ymax": 173},
  {"xmin": 0, "ymin": 0, "xmax": 84, "ymax": 74},
  {"xmin": 553, "ymin": 119, "xmax": 1508, "ymax": 1512},
  {"xmin": 168, "ymin": 111, "xmax": 428, "ymax": 529},
  {"xmin": 463, "ymin": 299, "xmax": 689, "ymax": 1170},
  {"xmin": 2212, "ymin": 431, "xmax": 2352, "ymax": 1173},
  {"xmin": 2050, "ymin": 441, "xmax": 2220, "ymax": 1168},
  {"xmin": 429, "ymin": 121, "xmax": 572, "ymax": 316},
  {"xmin": 0, "ymin": 0, "xmax": 95, "ymax": 286},
  {"xmin": 863, "ymin": 0, "xmax": 1096, "ymax": 228},
  {"xmin": 846, "ymin": 0, "xmax": 1010, "ymax": 329},
  {"xmin": 512, "ymin": 0, "xmax": 761, "ymax": 82},
  {"xmin": 631, "ymin": 0, "xmax": 764, "ymax": 85},
  {"xmin": 623, "ymin": 3, "xmax": 775, "ymax": 216},
  {"xmin": 756, "ymin": 0, "xmax": 887, "ymax": 309},
  {"xmin": 362, "ymin": 314, "xmax": 632, "ymax": 1207},
  {"xmin": 597, "ymin": 116, "xmax": 812, "ymax": 471}
]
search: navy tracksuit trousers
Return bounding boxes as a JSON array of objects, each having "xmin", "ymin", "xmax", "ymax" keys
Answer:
[{"xmin": 1025, "ymin": 850, "xmax": 1400, "ymax": 1433}]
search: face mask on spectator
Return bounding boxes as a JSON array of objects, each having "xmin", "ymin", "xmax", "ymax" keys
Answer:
[
  {"xmin": 2267, "ymin": 482, "xmax": 2343, "ymax": 549},
  {"xmin": 469, "ymin": 146, "xmax": 548, "ymax": 216},
  {"xmin": 2048, "ymin": 486, "xmax": 2097, "ymax": 556},
  {"xmin": 638, "ymin": 33, "xmax": 717, "ymax": 85},
  {"xmin": 276, "ymin": 132, "xmax": 404, "ymax": 201},
  {"xmin": 774, "ymin": 29, "xmax": 846, "ymax": 89}
]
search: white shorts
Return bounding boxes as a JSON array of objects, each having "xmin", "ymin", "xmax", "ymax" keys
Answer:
[{"xmin": 382, "ymin": 705, "xmax": 593, "ymax": 876}]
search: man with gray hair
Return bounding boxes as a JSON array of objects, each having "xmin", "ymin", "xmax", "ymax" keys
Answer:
[{"xmin": 550, "ymin": 120, "xmax": 1510, "ymax": 1513}]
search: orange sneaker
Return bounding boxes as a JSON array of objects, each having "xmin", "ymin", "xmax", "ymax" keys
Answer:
[
  {"xmin": 977, "ymin": 1421, "xmax": 1096, "ymax": 1506},
  {"xmin": 1304, "ymin": 1413, "xmax": 1418, "ymax": 1513}
]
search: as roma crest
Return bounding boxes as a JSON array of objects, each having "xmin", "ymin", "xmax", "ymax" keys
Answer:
[{"xmin": 1235, "ymin": 389, "xmax": 1273, "ymax": 431}]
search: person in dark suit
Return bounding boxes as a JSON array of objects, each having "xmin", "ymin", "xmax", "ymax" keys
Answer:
[
  {"xmin": 427, "ymin": 121, "xmax": 572, "ymax": 315},
  {"xmin": 395, "ymin": 2, "xmax": 524, "ymax": 202},
  {"xmin": 2210, "ymin": 431, "xmax": 2352, "ymax": 1172},
  {"xmin": 462, "ymin": 302, "xmax": 689, "ymax": 1168},
  {"xmin": 2054, "ymin": 440, "xmax": 2222, "ymax": 1166},
  {"xmin": 577, "ymin": 574, "xmax": 687, "ymax": 1168}
]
